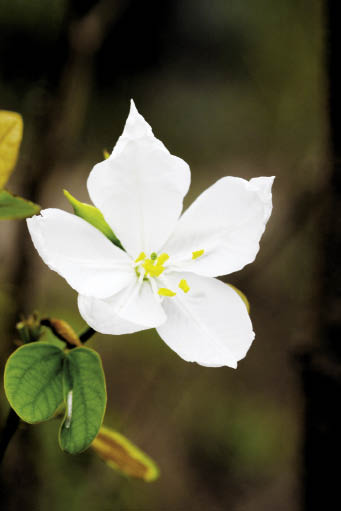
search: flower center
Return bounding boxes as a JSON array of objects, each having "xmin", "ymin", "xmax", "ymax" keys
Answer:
[
  {"xmin": 135, "ymin": 252, "xmax": 169, "ymax": 277},
  {"xmin": 134, "ymin": 249, "xmax": 205, "ymax": 298}
]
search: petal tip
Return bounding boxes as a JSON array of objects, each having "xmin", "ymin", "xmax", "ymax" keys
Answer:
[
  {"xmin": 124, "ymin": 100, "xmax": 152, "ymax": 140},
  {"xmin": 129, "ymin": 98, "xmax": 138, "ymax": 114},
  {"xmin": 249, "ymin": 176, "xmax": 274, "ymax": 223},
  {"xmin": 26, "ymin": 209, "xmax": 45, "ymax": 226},
  {"xmin": 266, "ymin": 175, "xmax": 276, "ymax": 189},
  {"xmin": 250, "ymin": 175, "xmax": 275, "ymax": 192},
  {"xmin": 26, "ymin": 215, "xmax": 41, "ymax": 236}
]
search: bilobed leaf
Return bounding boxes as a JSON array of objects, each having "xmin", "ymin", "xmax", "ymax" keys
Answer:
[
  {"xmin": 4, "ymin": 342, "xmax": 65, "ymax": 423},
  {"xmin": 91, "ymin": 425, "xmax": 160, "ymax": 482},
  {"xmin": 227, "ymin": 283, "xmax": 250, "ymax": 313},
  {"xmin": 59, "ymin": 347, "xmax": 107, "ymax": 454},
  {"xmin": 0, "ymin": 110, "xmax": 23, "ymax": 189},
  {"xmin": 63, "ymin": 189, "xmax": 123, "ymax": 249},
  {"xmin": 0, "ymin": 189, "xmax": 40, "ymax": 219}
]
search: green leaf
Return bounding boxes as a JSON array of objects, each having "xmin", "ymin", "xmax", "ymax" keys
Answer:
[
  {"xmin": 63, "ymin": 189, "xmax": 123, "ymax": 249},
  {"xmin": 4, "ymin": 342, "xmax": 65, "ymax": 423},
  {"xmin": 0, "ymin": 189, "xmax": 40, "ymax": 219},
  {"xmin": 0, "ymin": 110, "xmax": 23, "ymax": 189},
  {"xmin": 59, "ymin": 347, "xmax": 107, "ymax": 454},
  {"xmin": 91, "ymin": 425, "xmax": 160, "ymax": 482}
]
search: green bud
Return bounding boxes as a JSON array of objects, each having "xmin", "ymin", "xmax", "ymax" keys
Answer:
[{"xmin": 16, "ymin": 312, "xmax": 42, "ymax": 343}]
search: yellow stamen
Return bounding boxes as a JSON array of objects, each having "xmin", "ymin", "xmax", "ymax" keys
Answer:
[
  {"xmin": 135, "ymin": 252, "xmax": 146, "ymax": 263},
  {"xmin": 142, "ymin": 259, "xmax": 162, "ymax": 277},
  {"xmin": 192, "ymin": 249, "xmax": 204, "ymax": 260},
  {"xmin": 103, "ymin": 149, "xmax": 110, "ymax": 159},
  {"xmin": 156, "ymin": 253, "xmax": 169, "ymax": 265},
  {"xmin": 140, "ymin": 252, "xmax": 170, "ymax": 277},
  {"xmin": 178, "ymin": 279, "xmax": 190, "ymax": 293},
  {"xmin": 158, "ymin": 288, "xmax": 176, "ymax": 297}
]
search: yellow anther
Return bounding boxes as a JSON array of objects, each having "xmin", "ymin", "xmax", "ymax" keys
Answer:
[
  {"xmin": 103, "ymin": 149, "xmax": 110, "ymax": 159},
  {"xmin": 142, "ymin": 260, "xmax": 161, "ymax": 277},
  {"xmin": 135, "ymin": 252, "xmax": 146, "ymax": 263},
  {"xmin": 139, "ymin": 252, "xmax": 170, "ymax": 277},
  {"xmin": 156, "ymin": 253, "xmax": 169, "ymax": 266},
  {"xmin": 178, "ymin": 279, "xmax": 190, "ymax": 293},
  {"xmin": 158, "ymin": 288, "xmax": 176, "ymax": 297},
  {"xmin": 192, "ymin": 249, "xmax": 204, "ymax": 260},
  {"xmin": 142, "ymin": 260, "xmax": 153, "ymax": 273}
]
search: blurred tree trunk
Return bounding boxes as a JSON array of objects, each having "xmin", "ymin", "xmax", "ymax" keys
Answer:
[
  {"xmin": 1, "ymin": 2, "xmax": 122, "ymax": 510},
  {"xmin": 301, "ymin": 1, "xmax": 341, "ymax": 508}
]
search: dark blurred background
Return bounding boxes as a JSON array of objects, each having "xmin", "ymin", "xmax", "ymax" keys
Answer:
[{"xmin": 0, "ymin": 1, "xmax": 329, "ymax": 510}]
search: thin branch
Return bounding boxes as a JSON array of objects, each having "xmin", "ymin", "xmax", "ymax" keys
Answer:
[
  {"xmin": 79, "ymin": 326, "xmax": 96, "ymax": 344},
  {"xmin": 0, "ymin": 409, "xmax": 20, "ymax": 465}
]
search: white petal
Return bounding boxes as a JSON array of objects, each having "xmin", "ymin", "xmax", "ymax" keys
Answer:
[
  {"xmin": 156, "ymin": 273, "xmax": 254, "ymax": 368},
  {"xmin": 112, "ymin": 99, "xmax": 165, "ymax": 156},
  {"xmin": 27, "ymin": 209, "xmax": 134, "ymax": 298},
  {"xmin": 78, "ymin": 294, "xmax": 150, "ymax": 335},
  {"xmin": 163, "ymin": 176, "xmax": 274, "ymax": 277},
  {"xmin": 114, "ymin": 278, "xmax": 167, "ymax": 327},
  {"xmin": 78, "ymin": 278, "xmax": 166, "ymax": 333},
  {"xmin": 249, "ymin": 176, "xmax": 273, "ymax": 223},
  {"xmin": 87, "ymin": 102, "xmax": 190, "ymax": 257}
]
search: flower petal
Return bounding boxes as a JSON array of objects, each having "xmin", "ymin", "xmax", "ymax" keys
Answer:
[
  {"xmin": 249, "ymin": 176, "xmax": 273, "ymax": 223},
  {"xmin": 156, "ymin": 272, "xmax": 254, "ymax": 368},
  {"xmin": 87, "ymin": 101, "xmax": 190, "ymax": 258},
  {"xmin": 114, "ymin": 279, "xmax": 167, "ymax": 327},
  {"xmin": 163, "ymin": 176, "xmax": 274, "ymax": 277},
  {"xmin": 78, "ymin": 278, "xmax": 167, "ymax": 334},
  {"xmin": 78, "ymin": 295, "xmax": 150, "ymax": 335},
  {"xmin": 27, "ymin": 209, "xmax": 134, "ymax": 298},
  {"xmin": 111, "ymin": 99, "xmax": 166, "ymax": 156}
]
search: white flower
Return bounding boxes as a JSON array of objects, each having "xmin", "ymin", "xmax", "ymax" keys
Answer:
[{"xmin": 27, "ymin": 101, "xmax": 274, "ymax": 368}]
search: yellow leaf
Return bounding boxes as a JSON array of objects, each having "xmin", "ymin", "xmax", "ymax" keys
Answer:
[
  {"xmin": 91, "ymin": 425, "xmax": 160, "ymax": 482},
  {"xmin": 0, "ymin": 111, "xmax": 23, "ymax": 189},
  {"xmin": 227, "ymin": 284, "xmax": 250, "ymax": 313}
]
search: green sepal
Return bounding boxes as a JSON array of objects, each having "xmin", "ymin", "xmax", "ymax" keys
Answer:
[
  {"xmin": 59, "ymin": 347, "xmax": 107, "ymax": 454},
  {"xmin": 0, "ymin": 189, "xmax": 40, "ymax": 219},
  {"xmin": 4, "ymin": 342, "xmax": 65, "ymax": 423},
  {"xmin": 63, "ymin": 189, "xmax": 123, "ymax": 249}
]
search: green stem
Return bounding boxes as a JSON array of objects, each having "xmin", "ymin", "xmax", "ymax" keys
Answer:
[{"xmin": 0, "ymin": 408, "xmax": 20, "ymax": 465}]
